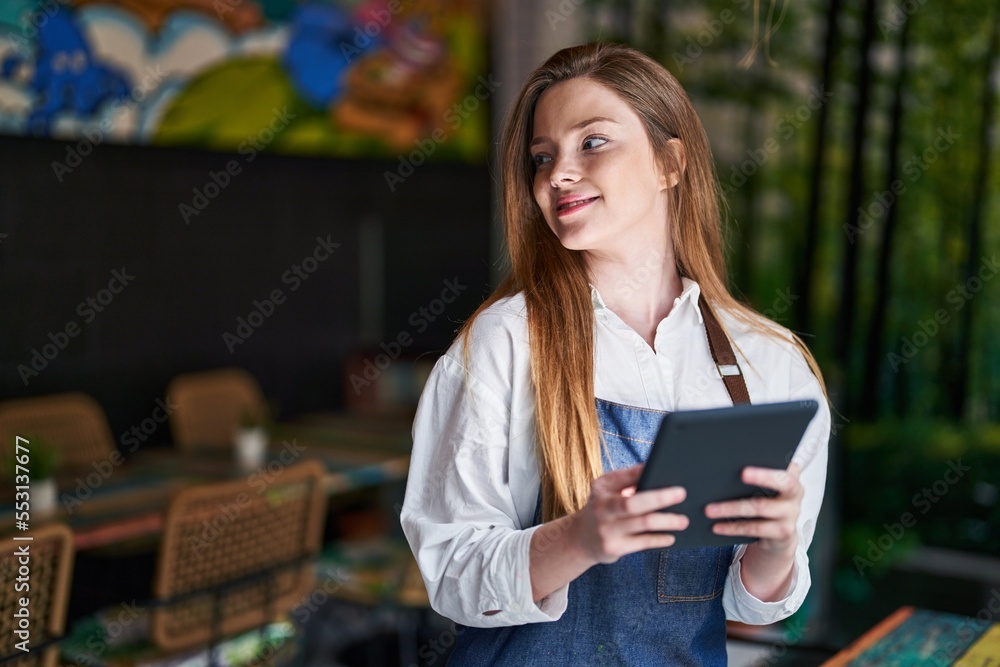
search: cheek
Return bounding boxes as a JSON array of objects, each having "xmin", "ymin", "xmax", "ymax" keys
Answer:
[
  {"xmin": 532, "ymin": 179, "xmax": 550, "ymax": 214},
  {"xmin": 532, "ymin": 175, "xmax": 545, "ymax": 202}
]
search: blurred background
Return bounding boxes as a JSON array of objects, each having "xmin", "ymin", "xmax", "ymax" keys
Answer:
[{"xmin": 0, "ymin": 0, "xmax": 997, "ymax": 664}]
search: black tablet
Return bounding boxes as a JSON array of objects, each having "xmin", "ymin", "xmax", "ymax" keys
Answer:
[{"xmin": 635, "ymin": 400, "xmax": 819, "ymax": 550}]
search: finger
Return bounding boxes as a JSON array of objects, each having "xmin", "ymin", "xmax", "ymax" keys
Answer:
[
  {"xmin": 618, "ymin": 511, "xmax": 689, "ymax": 536},
  {"xmin": 629, "ymin": 532, "xmax": 677, "ymax": 551},
  {"xmin": 711, "ymin": 518, "xmax": 797, "ymax": 543},
  {"xmin": 741, "ymin": 464, "xmax": 802, "ymax": 496},
  {"xmin": 594, "ymin": 464, "xmax": 644, "ymax": 492},
  {"xmin": 705, "ymin": 495, "xmax": 793, "ymax": 521},
  {"xmin": 616, "ymin": 486, "xmax": 686, "ymax": 517}
]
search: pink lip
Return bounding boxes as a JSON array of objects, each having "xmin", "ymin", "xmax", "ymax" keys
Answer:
[{"xmin": 556, "ymin": 195, "xmax": 599, "ymax": 217}]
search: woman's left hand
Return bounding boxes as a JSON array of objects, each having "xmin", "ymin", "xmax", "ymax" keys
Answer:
[{"xmin": 704, "ymin": 462, "xmax": 802, "ymax": 555}]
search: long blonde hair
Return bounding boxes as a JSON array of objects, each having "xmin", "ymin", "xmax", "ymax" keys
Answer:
[{"xmin": 460, "ymin": 42, "xmax": 827, "ymax": 523}]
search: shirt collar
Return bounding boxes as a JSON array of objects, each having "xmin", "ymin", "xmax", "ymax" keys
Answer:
[
  {"xmin": 589, "ymin": 284, "xmax": 608, "ymax": 310},
  {"xmin": 589, "ymin": 276, "xmax": 703, "ymax": 325}
]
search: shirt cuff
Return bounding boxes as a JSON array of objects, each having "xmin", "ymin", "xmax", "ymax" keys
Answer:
[
  {"xmin": 724, "ymin": 542, "xmax": 810, "ymax": 625},
  {"xmin": 476, "ymin": 524, "xmax": 569, "ymax": 625},
  {"xmin": 510, "ymin": 524, "xmax": 569, "ymax": 621}
]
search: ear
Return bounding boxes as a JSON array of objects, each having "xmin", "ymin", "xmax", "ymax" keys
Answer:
[{"xmin": 659, "ymin": 138, "xmax": 687, "ymax": 189}]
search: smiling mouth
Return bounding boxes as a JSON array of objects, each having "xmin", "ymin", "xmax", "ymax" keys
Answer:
[{"xmin": 557, "ymin": 196, "xmax": 600, "ymax": 213}]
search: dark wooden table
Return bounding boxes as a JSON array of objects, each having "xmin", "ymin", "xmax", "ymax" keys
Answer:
[{"xmin": 0, "ymin": 413, "xmax": 412, "ymax": 551}]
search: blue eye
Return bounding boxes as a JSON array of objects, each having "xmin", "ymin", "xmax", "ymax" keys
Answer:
[
  {"xmin": 583, "ymin": 136, "xmax": 608, "ymax": 150},
  {"xmin": 531, "ymin": 153, "xmax": 551, "ymax": 166}
]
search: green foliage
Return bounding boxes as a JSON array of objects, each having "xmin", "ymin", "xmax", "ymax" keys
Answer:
[
  {"xmin": 2, "ymin": 435, "xmax": 60, "ymax": 481},
  {"xmin": 841, "ymin": 421, "xmax": 1000, "ymax": 556},
  {"xmin": 239, "ymin": 398, "xmax": 280, "ymax": 432}
]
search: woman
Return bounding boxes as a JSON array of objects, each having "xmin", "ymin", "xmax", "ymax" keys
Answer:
[{"xmin": 401, "ymin": 42, "xmax": 831, "ymax": 665}]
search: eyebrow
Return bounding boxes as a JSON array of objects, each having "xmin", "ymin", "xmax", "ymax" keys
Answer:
[{"xmin": 530, "ymin": 116, "xmax": 619, "ymax": 147}]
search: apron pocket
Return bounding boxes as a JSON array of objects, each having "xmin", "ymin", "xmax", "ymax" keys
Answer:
[{"xmin": 656, "ymin": 546, "xmax": 733, "ymax": 603}]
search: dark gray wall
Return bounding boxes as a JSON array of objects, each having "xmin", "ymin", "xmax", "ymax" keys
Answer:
[{"xmin": 0, "ymin": 135, "xmax": 492, "ymax": 444}]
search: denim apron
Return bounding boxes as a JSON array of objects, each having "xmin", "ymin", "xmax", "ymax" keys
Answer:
[{"xmin": 446, "ymin": 397, "xmax": 734, "ymax": 666}]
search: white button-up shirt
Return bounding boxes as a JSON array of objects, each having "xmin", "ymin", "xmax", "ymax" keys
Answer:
[{"xmin": 400, "ymin": 276, "xmax": 831, "ymax": 629}]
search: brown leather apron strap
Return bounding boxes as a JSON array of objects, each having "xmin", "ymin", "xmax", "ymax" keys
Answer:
[{"xmin": 698, "ymin": 292, "xmax": 751, "ymax": 406}]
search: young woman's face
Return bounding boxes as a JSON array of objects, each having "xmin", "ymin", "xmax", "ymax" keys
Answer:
[{"xmin": 530, "ymin": 77, "xmax": 672, "ymax": 257}]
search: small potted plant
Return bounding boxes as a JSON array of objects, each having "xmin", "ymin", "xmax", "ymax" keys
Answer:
[
  {"xmin": 4, "ymin": 435, "xmax": 60, "ymax": 513},
  {"xmin": 234, "ymin": 407, "xmax": 271, "ymax": 470}
]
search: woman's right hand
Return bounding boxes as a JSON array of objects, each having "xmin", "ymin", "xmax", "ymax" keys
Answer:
[{"xmin": 573, "ymin": 463, "xmax": 689, "ymax": 565}]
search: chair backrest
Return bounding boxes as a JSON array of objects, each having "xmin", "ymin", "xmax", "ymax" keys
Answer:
[
  {"xmin": 0, "ymin": 523, "xmax": 74, "ymax": 667},
  {"xmin": 150, "ymin": 459, "xmax": 327, "ymax": 652},
  {"xmin": 0, "ymin": 393, "xmax": 115, "ymax": 471},
  {"xmin": 166, "ymin": 368, "xmax": 267, "ymax": 450}
]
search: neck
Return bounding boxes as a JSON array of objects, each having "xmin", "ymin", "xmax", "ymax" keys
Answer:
[{"xmin": 585, "ymin": 243, "xmax": 684, "ymax": 345}]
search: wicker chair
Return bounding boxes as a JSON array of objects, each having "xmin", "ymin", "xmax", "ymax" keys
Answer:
[
  {"xmin": 166, "ymin": 368, "xmax": 267, "ymax": 451},
  {"xmin": 0, "ymin": 523, "xmax": 74, "ymax": 667},
  {"xmin": 0, "ymin": 393, "xmax": 114, "ymax": 471},
  {"xmin": 150, "ymin": 459, "xmax": 327, "ymax": 656}
]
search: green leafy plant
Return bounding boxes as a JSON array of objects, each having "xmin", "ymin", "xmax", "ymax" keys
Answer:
[
  {"xmin": 2, "ymin": 434, "xmax": 60, "ymax": 481},
  {"xmin": 239, "ymin": 399, "xmax": 279, "ymax": 432}
]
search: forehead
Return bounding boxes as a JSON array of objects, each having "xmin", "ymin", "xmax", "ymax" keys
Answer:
[{"xmin": 531, "ymin": 78, "xmax": 639, "ymax": 135}]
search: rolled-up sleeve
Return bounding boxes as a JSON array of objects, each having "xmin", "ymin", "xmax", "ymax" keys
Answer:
[
  {"xmin": 400, "ymin": 341, "xmax": 568, "ymax": 627},
  {"xmin": 723, "ymin": 367, "xmax": 831, "ymax": 624}
]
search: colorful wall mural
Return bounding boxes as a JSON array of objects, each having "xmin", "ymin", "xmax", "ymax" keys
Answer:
[{"xmin": 0, "ymin": 0, "xmax": 489, "ymax": 161}]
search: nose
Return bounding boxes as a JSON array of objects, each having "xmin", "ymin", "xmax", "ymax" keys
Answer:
[{"xmin": 549, "ymin": 153, "xmax": 580, "ymax": 188}]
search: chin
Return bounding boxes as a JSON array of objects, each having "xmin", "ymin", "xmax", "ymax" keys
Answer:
[{"xmin": 550, "ymin": 226, "xmax": 602, "ymax": 252}]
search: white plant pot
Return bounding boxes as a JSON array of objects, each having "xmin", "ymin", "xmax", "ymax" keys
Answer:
[
  {"xmin": 33, "ymin": 478, "xmax": 58, "ymax": 514},
  {"xmin": 234, "ymin": 427, "xmax": 268, "ymax": 470}
]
